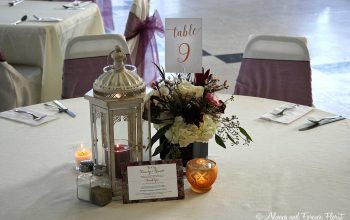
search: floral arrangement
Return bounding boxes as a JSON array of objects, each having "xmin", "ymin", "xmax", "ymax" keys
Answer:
[{"xmin": 147, "ymin": 65, "xmax": 252, "ymax": 158}]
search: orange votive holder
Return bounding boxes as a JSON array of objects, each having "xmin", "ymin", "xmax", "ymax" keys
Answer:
[{"xmin": 186, "ymin": 158, "xmax": 218, "ymax": 193}]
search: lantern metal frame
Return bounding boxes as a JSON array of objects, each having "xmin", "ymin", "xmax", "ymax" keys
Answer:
[{"xmin": 85, "ymin": 92, "xmax": 151, "ymax": 196}]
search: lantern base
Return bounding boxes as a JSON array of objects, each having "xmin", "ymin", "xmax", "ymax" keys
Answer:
[{"xmin": 112, "ymin": 179, "xmax": 123, "ymax": 199}]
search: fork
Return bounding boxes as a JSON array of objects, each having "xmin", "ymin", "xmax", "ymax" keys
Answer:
[
  {"xmin": 272, "ymin": 105, "xmax": 298, "ymax": 116},
  {"xmin": 14, "ymin": 109, "xmax": 46, "ymax": 121},
  {"xmin": 308, "ymin": 115, "xmax": 343, "ymax": 124}
]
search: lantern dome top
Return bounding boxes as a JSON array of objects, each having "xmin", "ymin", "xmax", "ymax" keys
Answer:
[{"xmin": 93, "ymin": 45, "xmax": 145, "ymax": 99}]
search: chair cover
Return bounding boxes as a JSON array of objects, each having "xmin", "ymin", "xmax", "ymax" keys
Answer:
[
  {"xmin": 124, "ymin": 0, "xmax": 164, "ymax": 86},
  {"xmin": 62, "ymin": 34, "xmax": 131, "ymax": 99},
  {"xmin": 234, "ymin": 35, "xmax": 313, "ymax": 106},
  {"xmin": 0, "ymin": 60, "xmax": 33, "ymax": 112}
]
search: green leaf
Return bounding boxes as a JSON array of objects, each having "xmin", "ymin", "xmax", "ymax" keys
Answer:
[
  {"xmin": 151, "ymin": 124, "xmax": 172, "ymax": 147},
  {"xmin": 164, "ymin": 151, "xmax": 171, "ymax": 160},
  {"xmin": 226, "ymin": 132, "xmax": 238, "ymax": 144},
  {"xmin": 151, "ymin": 118, "xmax": 165, "ymax": 124},
  {"xmin": 239, "ymin": 127, "xmax": 253, "ymax": 142},
  {"xmin": 153, "ymin": 63, "xmax": 165, "ymax": 79},
  {"xmin": 152, "ymin": 143, "xmax": 164, "ymax": 156},
  {"xmin": 215, "ymin": 134, "xmax": 226, "ymax": 148}
]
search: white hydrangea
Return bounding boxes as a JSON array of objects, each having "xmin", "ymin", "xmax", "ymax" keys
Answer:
[
  {"xmin": 177, "ymin": 81, "xmax": 204, "ymax": 99},
  {"xmin": 163, "ymin": 114, "xmax": 218, "ymax": 147},
  {"xmin": 159, "ymin": 86, "xmax": 169, "ymax": 96}
]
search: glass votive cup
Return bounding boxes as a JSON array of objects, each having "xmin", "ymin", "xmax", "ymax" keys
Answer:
[
  {"xmin": 186, "ymin": 158, "xmax": 218, "ymax": 193},
  {"xmin": 74, "ymin": 143, "xmax": 92, "ymax": 170},
  {"xmin": 113, "ymin": 139, "xmax": 130, "ymax": 179}
]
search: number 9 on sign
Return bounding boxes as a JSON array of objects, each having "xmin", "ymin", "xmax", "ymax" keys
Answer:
[{"xmin": 177, "ymin": 43, "xmax": 190, "ymax": 63}]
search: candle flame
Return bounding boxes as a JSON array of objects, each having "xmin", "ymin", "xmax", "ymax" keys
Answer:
[
  {"xmin": 76, "ymin": 144, "xmax": 90, "ymax": 156},
  {"xmin": 196, "ymin": 158, "xmax": 206, "ymax": 164}
]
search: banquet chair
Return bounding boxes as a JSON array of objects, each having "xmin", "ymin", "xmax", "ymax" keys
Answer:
[
  {"xmin": 0, "ymin": 52, "xmax": 41, "ymax": 111},
  {"xmin": 234, "ymin": 35, "xmax": 313, "ymax": 106},
  {"xmin": 62, "ymin": 34, "xmax": 131, "ymax": 99},
  {"xmin": 124, "ymin": 0, "xmax": 164, "ymax": 86}
]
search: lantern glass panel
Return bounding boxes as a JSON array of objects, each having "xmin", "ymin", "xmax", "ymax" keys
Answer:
[
  {"xmin": 112, "ymin": 115, "xmax": 128, "ymax": 142},
  {"xmin": 93, "ymin": 111, "xmax": 108, "ymax": 166}
]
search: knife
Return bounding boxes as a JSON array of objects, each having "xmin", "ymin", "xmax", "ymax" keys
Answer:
[
  {"xmin": 53, "ymin": 100, "xmax": 76, "ymax": 118},
  {"xmin": 298, "ymin": 116, "xmax": 346, "ymax": 131}
]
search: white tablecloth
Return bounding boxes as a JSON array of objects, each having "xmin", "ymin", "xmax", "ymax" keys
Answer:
[
  {"xmin": 0, "ymin": 95, "xmax": 349, "ymax": 219},
  {"xmin": 0, "ymin": 1, "xmax": 105, "ymax": 102}
]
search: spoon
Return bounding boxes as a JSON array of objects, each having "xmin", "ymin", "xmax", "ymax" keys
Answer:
[
  {"xmin": 12, "ymin": 15, "xmax": 27, "ymax": 25},
  {"xmin": 308, "ymin": 115, "xmax": 344, "ymax": 124}
]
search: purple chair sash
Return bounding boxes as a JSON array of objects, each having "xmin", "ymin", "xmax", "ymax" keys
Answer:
[
  {"xmin": 62, "ymin": 55, "xmax": 132, "ymax": 99},
  {"xmin": 124, "ymin": 10, "xmax": 164, "ymax": 86},
  {"xmin": 62, "ymin": 56, "xmax": 107, "ymax": 99},
  {"xmin": 234, "ymin": 58, "xmax": 313, "ymax": 106}
]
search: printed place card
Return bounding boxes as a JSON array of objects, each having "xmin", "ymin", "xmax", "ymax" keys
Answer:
[
  {"xmin": 165, "ymin": 18, "xmax": 202, "ymax": 73},
  {"xmin": 121, "ymin": 160, "xmax": 184, "ymax": 203}
]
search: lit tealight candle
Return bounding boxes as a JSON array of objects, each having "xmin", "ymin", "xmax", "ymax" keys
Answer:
[{"xmin": 75, "ymin": 144, "xmax": 92, "ymax": 170}]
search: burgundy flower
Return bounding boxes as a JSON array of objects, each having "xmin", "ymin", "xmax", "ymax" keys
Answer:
[
  {"xmin": 194, "ymin": 68, "xmax": 210, "ymax": 86},
  {"xmin": 181, "ymin": 103, "xmax": 203, "ymax": 127}
]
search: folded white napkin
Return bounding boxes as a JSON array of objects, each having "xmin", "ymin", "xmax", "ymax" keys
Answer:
[
  {"xmin": 0, "ymin": 107, "xmax": 57, "ymax": 126},
  {"xmin": 260, "ymin": 104, "xmax": 313, "ymax": 124}
]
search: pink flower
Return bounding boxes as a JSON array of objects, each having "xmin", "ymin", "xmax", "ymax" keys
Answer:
[{"xmin": 205, "ymin": 93, "xmax": 226, "ymax": 113}]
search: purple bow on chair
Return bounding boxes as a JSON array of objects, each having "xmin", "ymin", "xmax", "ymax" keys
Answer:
[{"xmin": 124, "ymin": 10, "xmax": 164, "ymax": 86}]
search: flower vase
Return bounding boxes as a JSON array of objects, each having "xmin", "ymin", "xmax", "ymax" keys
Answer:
[{"xmin": 159, "ymin": 136, "xmax": 208, "ymax": 167}]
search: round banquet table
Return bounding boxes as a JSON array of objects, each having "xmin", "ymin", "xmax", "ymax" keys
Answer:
[{"xmin": 0, "ymin": 94, "xmax": 349, "ymax": 220}]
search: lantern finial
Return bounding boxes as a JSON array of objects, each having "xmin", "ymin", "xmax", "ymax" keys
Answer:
[
  {"xmin": 93, "ymin": 45, "xmax": 145, "ymax": 99},
  {"xmin": 112, "ymin": 45, "xmax": 126, "ymax": 72}
]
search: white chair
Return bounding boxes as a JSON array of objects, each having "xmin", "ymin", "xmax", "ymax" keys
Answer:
[
  {"xmin": 62, "ymin": 34, "xmax": 131, "ymax": 99},
  {"xmin": 234, "ymin": 34, "xmax": 313, "ymax": 106},
  {"xmin": 126, "ymin": 0, "xmax": 150, "ymax": 58},
  {"xmin": 124, "ymin": 0, "xmax": 164, "ymax": 86}
]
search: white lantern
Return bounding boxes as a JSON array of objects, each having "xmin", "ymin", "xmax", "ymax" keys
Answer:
[{"xmin": 85, "ymin": 46, "xmax": 151, "ymax": 197}]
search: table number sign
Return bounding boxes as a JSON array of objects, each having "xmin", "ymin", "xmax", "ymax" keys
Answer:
[
  {"xmin": 165, "ymin": 18, "xmax": 202, "ymax": 73},
  {"xmin": 121, "ymin": 160, "xmax": 184, "ymax": 203}
]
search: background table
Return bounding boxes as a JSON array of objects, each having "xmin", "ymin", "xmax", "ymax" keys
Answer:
[
  {"xmin": 0, "ymin": 95, "xmax": 349, "ymax": 219},
  {"xmin": 0, "ymin": 1, "xmax": 105, "ymax": 102}
]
